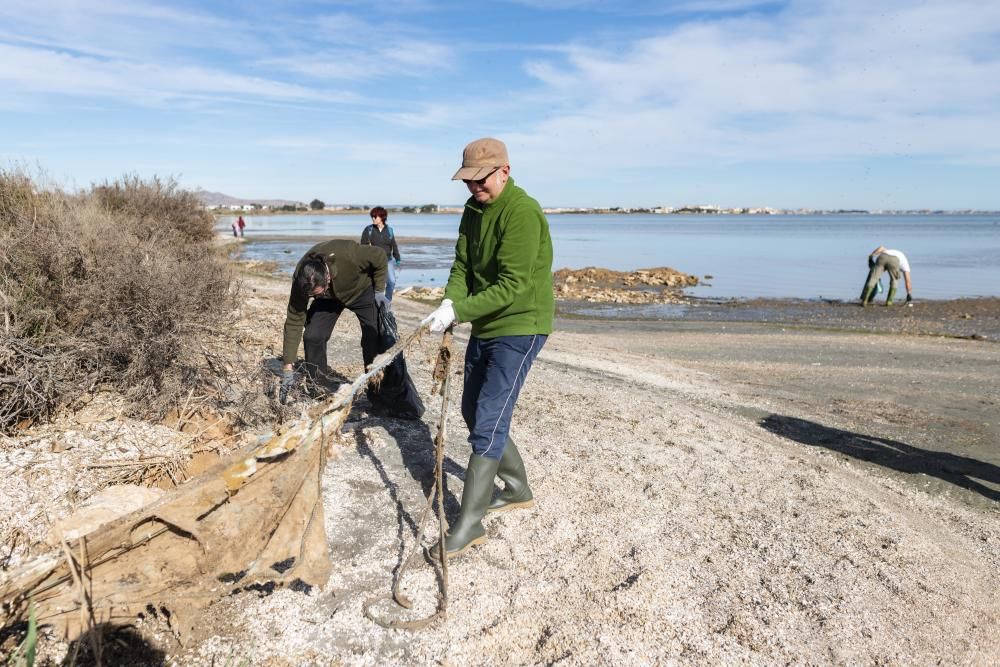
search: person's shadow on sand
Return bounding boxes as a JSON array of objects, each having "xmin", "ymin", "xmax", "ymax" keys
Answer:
[
  {"xmin": 351, "ymin": 407, "xmax": 466, "ymax": 572},
  {"xmin": 760, "ymin": 414, "xmax": 1000, "ymax": 502}
]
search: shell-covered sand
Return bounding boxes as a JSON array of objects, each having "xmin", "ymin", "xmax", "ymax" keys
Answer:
[
  {"xmin": 3, "ymin": 273, "xmax": 998, "ymax": 665},
  {"xmin": 179, "ymin": 278, "xmax": 999, "ymax": 665}
]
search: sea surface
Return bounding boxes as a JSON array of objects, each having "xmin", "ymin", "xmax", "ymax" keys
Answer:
[{"xmin": 219, "ymin": 213, "xmax": 1000, "ymax": 300}]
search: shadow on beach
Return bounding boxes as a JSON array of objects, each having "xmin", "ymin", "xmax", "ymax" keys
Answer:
[{"xmin": 760, "ymin": 414, "xmax": 1000, "ymax": 502}]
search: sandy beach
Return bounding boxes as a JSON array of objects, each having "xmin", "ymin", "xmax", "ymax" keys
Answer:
[
  {"xmin": 7, "ymin": 0, "xmax": 1000, "ymax": 661},
  {"xmin": 173, "ymin": 269, "xmax": 998, "ymax": 664},
  {"xmin": 3, "ymin": 265, "xmax": 998, "ymax": 665}
]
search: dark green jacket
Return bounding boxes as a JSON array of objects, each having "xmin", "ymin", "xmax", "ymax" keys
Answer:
[
  {"xmin": 282, "ymin": 239, "xmax": 387, "ymax": 363},
  {"xmin": 444, "ymin": 177, "xmax": 554, "ymax": 338}
]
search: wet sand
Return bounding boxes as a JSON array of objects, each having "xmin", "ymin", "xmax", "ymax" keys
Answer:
[
  {"xmin": 558, "ymin": 309, "xmax": 1000, "ymax": 510},
  {"xmin": 559, "ymin": 295, "xmax": 1000, "ymax": 510},
  {"xmin": 559, "ymin": 295, "xmax": 1000, "ymax": 340}
]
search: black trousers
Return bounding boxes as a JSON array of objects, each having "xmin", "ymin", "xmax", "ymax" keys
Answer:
[{"xmin": 302, "ymin": 288, "xmax": 379, "ymax": 378}]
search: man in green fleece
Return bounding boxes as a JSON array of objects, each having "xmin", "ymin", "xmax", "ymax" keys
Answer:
[
  {"xmin": 421, "ymin": 137, "xmax": 554, "ymax": 558},
  {"xmin": 280, "ymin": 239, "xmax": 388, "ymax": 401}
]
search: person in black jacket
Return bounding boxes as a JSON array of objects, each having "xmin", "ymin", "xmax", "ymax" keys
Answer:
[
  {"xmin": 360, "ymin": 206, "xmax": 401, "ymax": 300},
  {"xmin": 279, "ymin": 239, "xmax": 387, "ymax": 400}
]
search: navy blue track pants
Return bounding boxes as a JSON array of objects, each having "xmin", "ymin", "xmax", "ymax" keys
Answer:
[{"xmin": 461, "ymin": 334, "xmax": 547, "ymax": 460}]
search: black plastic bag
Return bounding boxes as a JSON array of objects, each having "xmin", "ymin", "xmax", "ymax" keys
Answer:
[{"xmin": 367, "ymin": 302, "xmax": 425, "ymax": 419}]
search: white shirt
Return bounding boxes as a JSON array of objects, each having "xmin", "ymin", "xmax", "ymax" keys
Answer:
[{"xmin": 876, "ymin": 249, "xmax": 911, "ymax": 273}]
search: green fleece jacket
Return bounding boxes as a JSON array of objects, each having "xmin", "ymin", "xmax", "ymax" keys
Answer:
[
  {"xmin": 444, "ymin": 177, "xmax": 554, "ymax": 338},
  {"xmin": 282, "ymin": 239, "xmax": 387, "ymax": 363}
]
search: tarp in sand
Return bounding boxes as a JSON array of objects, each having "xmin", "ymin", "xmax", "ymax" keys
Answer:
[{"xmin": 0, "ymin": 329, "xmax": 426, "ymax": 644}]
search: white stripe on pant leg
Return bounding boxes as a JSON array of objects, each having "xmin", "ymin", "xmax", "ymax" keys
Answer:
[{"xmin": 483, "ymin": 335, "xmax": 538, "ymax": 458}]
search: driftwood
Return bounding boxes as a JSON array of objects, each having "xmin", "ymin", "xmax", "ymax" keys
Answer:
[{"xmin": 0, "ymin": 325, "xmax": 427, "ymax": 644}]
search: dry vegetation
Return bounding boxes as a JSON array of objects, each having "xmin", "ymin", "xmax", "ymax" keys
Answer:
[{"xmin": 0, "ymin": 170, "xmax": 237, "ymax": 433}]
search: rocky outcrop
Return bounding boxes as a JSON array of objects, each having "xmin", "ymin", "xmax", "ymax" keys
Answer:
[
  {"xmin": 398, "ymin": 267, "xmax": 699, "ymax": 305},
  {"xmin": 553, "ymin": 266, "xmax": 698, "ymax": 304}
]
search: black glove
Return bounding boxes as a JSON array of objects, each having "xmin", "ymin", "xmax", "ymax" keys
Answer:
[
  {"xmin": 905, "ymin": 294, "xmax": 913, "ymax": 305},
  {"xmin": 279, "ymin": 368, "xmax": 296, "ymax": 403}
]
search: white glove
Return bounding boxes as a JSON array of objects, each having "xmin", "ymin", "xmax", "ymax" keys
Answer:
[{"xmin": 421, "ymin": 299, "xmax": 455, "ymax": 333}]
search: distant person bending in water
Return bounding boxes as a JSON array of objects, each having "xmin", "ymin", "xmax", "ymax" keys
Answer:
[
  {"xmin": 861, "ymin": 245, "xmax": 913, "ymax": 306},
  {"xmin": 231, "ymin": 219, "xmax": 239, "ymax": 238}
]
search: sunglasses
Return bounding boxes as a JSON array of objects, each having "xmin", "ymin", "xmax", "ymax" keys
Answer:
[{"xmin": 463, "ymin": 167, "xmax": 500, "ymax": 186}]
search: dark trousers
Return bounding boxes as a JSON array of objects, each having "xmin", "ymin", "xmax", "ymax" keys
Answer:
[
  {"xmin": 461, "ymin": 334, "xmax": 547, "ymax": 460},
  {"xmin": 302, "ymin": 288, "xmax": 379, "ymax": 378}
]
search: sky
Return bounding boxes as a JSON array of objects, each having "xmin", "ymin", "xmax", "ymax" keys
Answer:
[{"xmin": 2, "ymin": 0, "xmax": 999, "ymax": 210}]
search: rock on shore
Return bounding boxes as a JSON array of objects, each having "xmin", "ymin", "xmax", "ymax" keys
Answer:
[
  {"xmin": 398, "ymin": 266, "xmax": 700, "ymax": 306},
  {"xmin": 554, "ymin": 266, "xmax": 698, "ymax": 304}
]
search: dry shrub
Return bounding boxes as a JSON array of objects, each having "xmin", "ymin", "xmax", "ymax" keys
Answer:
[
  {"xmin": 0, "ymin": 169, "xmax": 236, "ymax": 432},
  {"xmin": 0, "ymin": 336, "xmax": 77, "ymax": 432},
  {"xmin": 90, "ymin": 174, "xmax": 215, "ymax": 243}
]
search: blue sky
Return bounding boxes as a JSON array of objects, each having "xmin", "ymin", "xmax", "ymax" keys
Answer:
[{"xmin": 2, "ymin": 0, "xmax": 999, "ymax": 209}]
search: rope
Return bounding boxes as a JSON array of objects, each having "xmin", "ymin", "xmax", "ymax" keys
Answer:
[{"xmin": 363, "ymin": 325, "xmax": 454, "ymax": 630}]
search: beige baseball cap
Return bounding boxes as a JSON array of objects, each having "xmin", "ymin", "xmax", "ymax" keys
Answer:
[{"xmin": 452, "ymin": 137, "xmax": 509, "ymax": 181}]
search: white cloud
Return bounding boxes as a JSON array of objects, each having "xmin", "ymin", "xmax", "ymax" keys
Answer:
[
  {"xmin": 512, "ymin": 0, "xmax": 1000, "ymax": 172},
  {"xmin": 260, "ymin": 39, "xmax": 453, "ymax": 81},
  {"xmin": 0, "ymin": 0, "xmax": 249, "ymax": 58},
  {"xmin": 501, "ymin": 0, "xmax": 776, "ymax": 14},
  {"xmin": 372, "ymin": 102, "xmax": 486, "ymax": 128},
  {"xmin": 257, "ymin": 11, "xmax": 453, "ymax": 82},
  {"xmin": 0, "ymin": 44, "xmax": 345, "ymax": 107}
]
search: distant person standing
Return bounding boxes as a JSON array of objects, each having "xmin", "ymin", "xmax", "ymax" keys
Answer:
[
  {"xmin": 360, "ymin": 206, "xmax": 401, "ymax": 301},
  {"xmin": 861, "ymin": 245, "xmax": 913, "ymax": 306},
  {"xmin": 237, "ymin": 215, "xmax": 246, "ymax": 238},
  {"xmin": 231, "ymin": 219, "xmax": 239, "ymax": 238},
  {"xmin": 421, "ymin": 137, "xmax": 554, "ymax": 558},
  {"xmin": 361, "ymin": 206, "xmax": 399, "ymax": 301}
]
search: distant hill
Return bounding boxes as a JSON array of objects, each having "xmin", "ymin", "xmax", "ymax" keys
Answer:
[{"xmin": 193, "ymin": 189, "xmax": 302, "ymax": 208}]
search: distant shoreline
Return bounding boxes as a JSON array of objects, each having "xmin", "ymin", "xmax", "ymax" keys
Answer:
[
  {"xmin": 222, "ymin": 233, "xmax": 454, "ymax": 245},
  {"xmin": 213, "ymin": 209, "xmax": 1000, "ymax": 218}
]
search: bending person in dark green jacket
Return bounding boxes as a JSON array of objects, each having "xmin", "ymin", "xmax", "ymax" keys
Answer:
[
  {"xmin": 422, "ymin": 137, "xmax": 554, "ymax": 558},
  {"xmin": 280, "ymin": 239, "xmax": 388, "ymax": 401}
]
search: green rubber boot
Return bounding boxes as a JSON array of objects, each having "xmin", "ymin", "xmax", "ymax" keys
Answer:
[
  {"xmin": 487, "ymin": 438, "xmax": 534, "ymax": 514},
  {"xmin": 885, "ymin": 285, "xmax": 897, "ymax": 306},
  {"xmin": 860, "ymin": 285, "xmax": 875, "ymax": 306},
  {"xmin": 430, "ymin": 454, "xmax": 500, "ymax": 560}
]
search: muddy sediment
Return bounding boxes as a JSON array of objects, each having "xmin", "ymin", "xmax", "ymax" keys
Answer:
[{"xmin": 559, "ymin": 295, "xmax": 1000, "ymax": 340}]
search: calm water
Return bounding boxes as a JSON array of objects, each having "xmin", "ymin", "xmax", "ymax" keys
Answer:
[{"xmin": 220, "ymin": 213, "xmax": 1000, "ymax": 300}]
